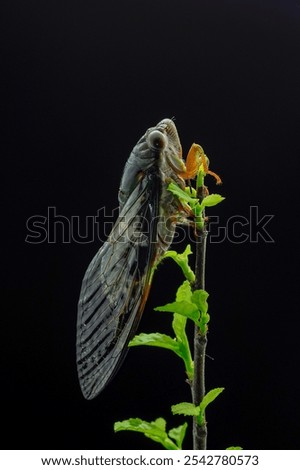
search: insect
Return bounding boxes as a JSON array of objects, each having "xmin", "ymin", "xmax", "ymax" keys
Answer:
[{"xmin": 76, "ymin": 118, "xmax": 201, "ymax": 400}]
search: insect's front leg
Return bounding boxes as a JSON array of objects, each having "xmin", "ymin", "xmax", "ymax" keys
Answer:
[
  {"xmin": 179, "ymin": 143, "xmax": 202, "ymax": 180},
  {"xmin": 180, "ymin": 143, "xmax": 222, "ymax": 185}
]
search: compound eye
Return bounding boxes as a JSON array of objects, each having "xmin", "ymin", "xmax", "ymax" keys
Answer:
[{"xmin": 147, "ymin": 130, "xmax": 168, "ymax": 151}]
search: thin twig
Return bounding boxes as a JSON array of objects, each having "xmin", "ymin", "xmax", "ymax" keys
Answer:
[{"xmin": 192, "ymin": 183, "xmax": 208, "ymax": 450}]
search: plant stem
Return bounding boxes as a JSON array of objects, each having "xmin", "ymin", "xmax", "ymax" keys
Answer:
[{"xmin": 192, "ymin": 183, "xmax": 208, "ymax": 450}]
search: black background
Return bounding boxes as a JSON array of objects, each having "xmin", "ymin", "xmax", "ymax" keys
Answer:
[{"xmin": 1, "ymin": 0, "xmax": 299, "ymax": 450}]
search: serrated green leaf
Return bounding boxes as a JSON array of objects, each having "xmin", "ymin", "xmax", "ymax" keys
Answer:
[
  {"xmin": 199, "ymin": 388, "xmax": 224, "ymax": 412},
  {"xmin": 181, "ymin": 244, "xmax": 193, "ymax": 258},
  {"xmin": 172, "ymin": 313, "xmax": 194, "ymax": 379},
  {"xmin": 161, "ymin": 245, "xmax": 195, "ymax": 282},
  {"xmin": 168, "ymin": 182, "xmax": 199, "ymax": 205},
  {"xmin": 129, "ymin": 329, "xmax": 193, "ymax": 378},
  {"xmin": 185, "ymin": 186, "xmax": 197, "ymax": 197},
  {"xmin": 171, "ymin": 402, "xmax": 200, "ymax": 417},
  {"xmin": 226, "ymin": 446, "xmax": 243, "ymax": 450},
  {"xmin": 162, "ymin": 249, "xmax": 181, "ymax": 262},
  {"xmin": 114, "ymin": 418, "xmax": 178, "ymax": 450},
  {"xmin": 129, "ymin": 332, "xmax": 180, "ymax": 353},
  {"xmin": 168, "ymin": 422, "xmax": 188, "ymax": 449},
  {"xmin": 155, "ymin": 301, "xmax": 200, "ymax": 324},
  {"xmin": 162, "ymin": 244, "xmax": 193, "ymax": 263},
  {"xmin": 191, "ymin": 289, "xmax": 209, "ymax": 313},
  {"xmin": 172, "ymin": 313, "xmax": 187, "ymax": 342},
  {"xmin": 198, "ymin": 312, "xmax": 210, "ymax": 335},
  {"xmin": 152, "ymin": 417, "xmax": 166, "ymax": 431},
  {"xmin": 176, "ymin": 280, "xmax": 193, "ymax": 302},
  {"xmin": 198, "ymin": 388, "xmax": 224, "ymax": 424},
  {"xmin": 201, "ymin": 194, "xmax": 225, "ymax": 208},
  {"xmin": 114, "ymin": 418, "xmax": 165, "ymax": 436}
]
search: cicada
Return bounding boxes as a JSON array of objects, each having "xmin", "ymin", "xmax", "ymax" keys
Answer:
[{"xmin": 77, "ymin": 118, "xmax": 201, "ymax": 400}]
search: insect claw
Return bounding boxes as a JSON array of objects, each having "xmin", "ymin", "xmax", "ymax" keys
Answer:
[
  {"xmin": 179, "ymin": 143, "xmax": 222, "ymax": 185},
  {"xmin": 179, "ymin": 143, "xmax": 201, "ymax": 179},
  {"xmin": 206, "ymin": 169, "xmax": 222, "ymax": 185},
  {"xmin": 198, "ymin": 149, "xmax": 222, "ymax": 185}
]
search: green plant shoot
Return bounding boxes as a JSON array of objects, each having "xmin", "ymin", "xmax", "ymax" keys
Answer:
[{"xmin": 114, "ymin": 144, "xmax": 238, "ymax": 449}]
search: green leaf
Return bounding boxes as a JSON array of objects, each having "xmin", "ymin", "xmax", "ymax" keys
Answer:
[
  {"xmin": 168, "ymin": 182, "xmax": 199, "ymax": 205},
  {"xmin": 191, "ymin": 289, "xmax": 209, "ymax": 313},
  {"xmin": 171, "ymin": 402, "xmax": 200, "ymax": 417},
  {"xmin": 198, "ymin": 312, "xmax": 210, "ymax": 335},
  {"xmin": 176, "ymin": 280, "xmax": 193, "ymax": 302},
  {"xmin": 168, "ymin": 422, "xmax": 188, "ymax": 449},
  {"xmin": 155, "ymin": 301, "xmax": 200, "ymax": 324},
  {"xmin": 130, "ymin": 329, "xmax": 193, "ymax": 378},
  {"xmin": 226, "ymin": 446, "xmax": 243, "ymax": 450},
  {"xmin": 161, "ymin": 245, "xmax": 195, "ymax": 282},
  {"xmin": 196, "ymin": 167, "xmax": 205, "ymax": 190},
  {"xmin": 152, "ymin": 417, "xmax": 166, "ymax": 431},
  {"xmin": 129, "ymin": 332, "xmax": 180, "ymax": 353},
  {"xmin": 172, "ymin": 313, "xmax": 194, "ymax": 379},
  {"xmin": 185, "ymin": 187, "xmax": 197, "ymax": 198},
  {"xmin": 191, "ymin": 290, "xmax": 210, "ymax": 334},
  {"xmin": 200, "ymin": 193, "xmax": 225, "ymax": 208},
  {"xmin": 172, "ymin": 390, "xmax": 224, "ymax": 426},
  {"xmin": 114, "ymin": 418, "xmax": 179, "ymax": 450},
  {"xmin": 172, "ymin": 313, "xmax": 187, "ymax": 343},
  {"xmin": 199, "ymin": 388, "xmax": 224, "ymax": 413},
  {"xmin": 198, "ymin": 388, "xmax": 225, "ymax": 425}
]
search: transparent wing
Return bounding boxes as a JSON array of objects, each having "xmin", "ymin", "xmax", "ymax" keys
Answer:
[{"xmin": 76, "ymin": 171, "xmax": 160, "ymax": 399}]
